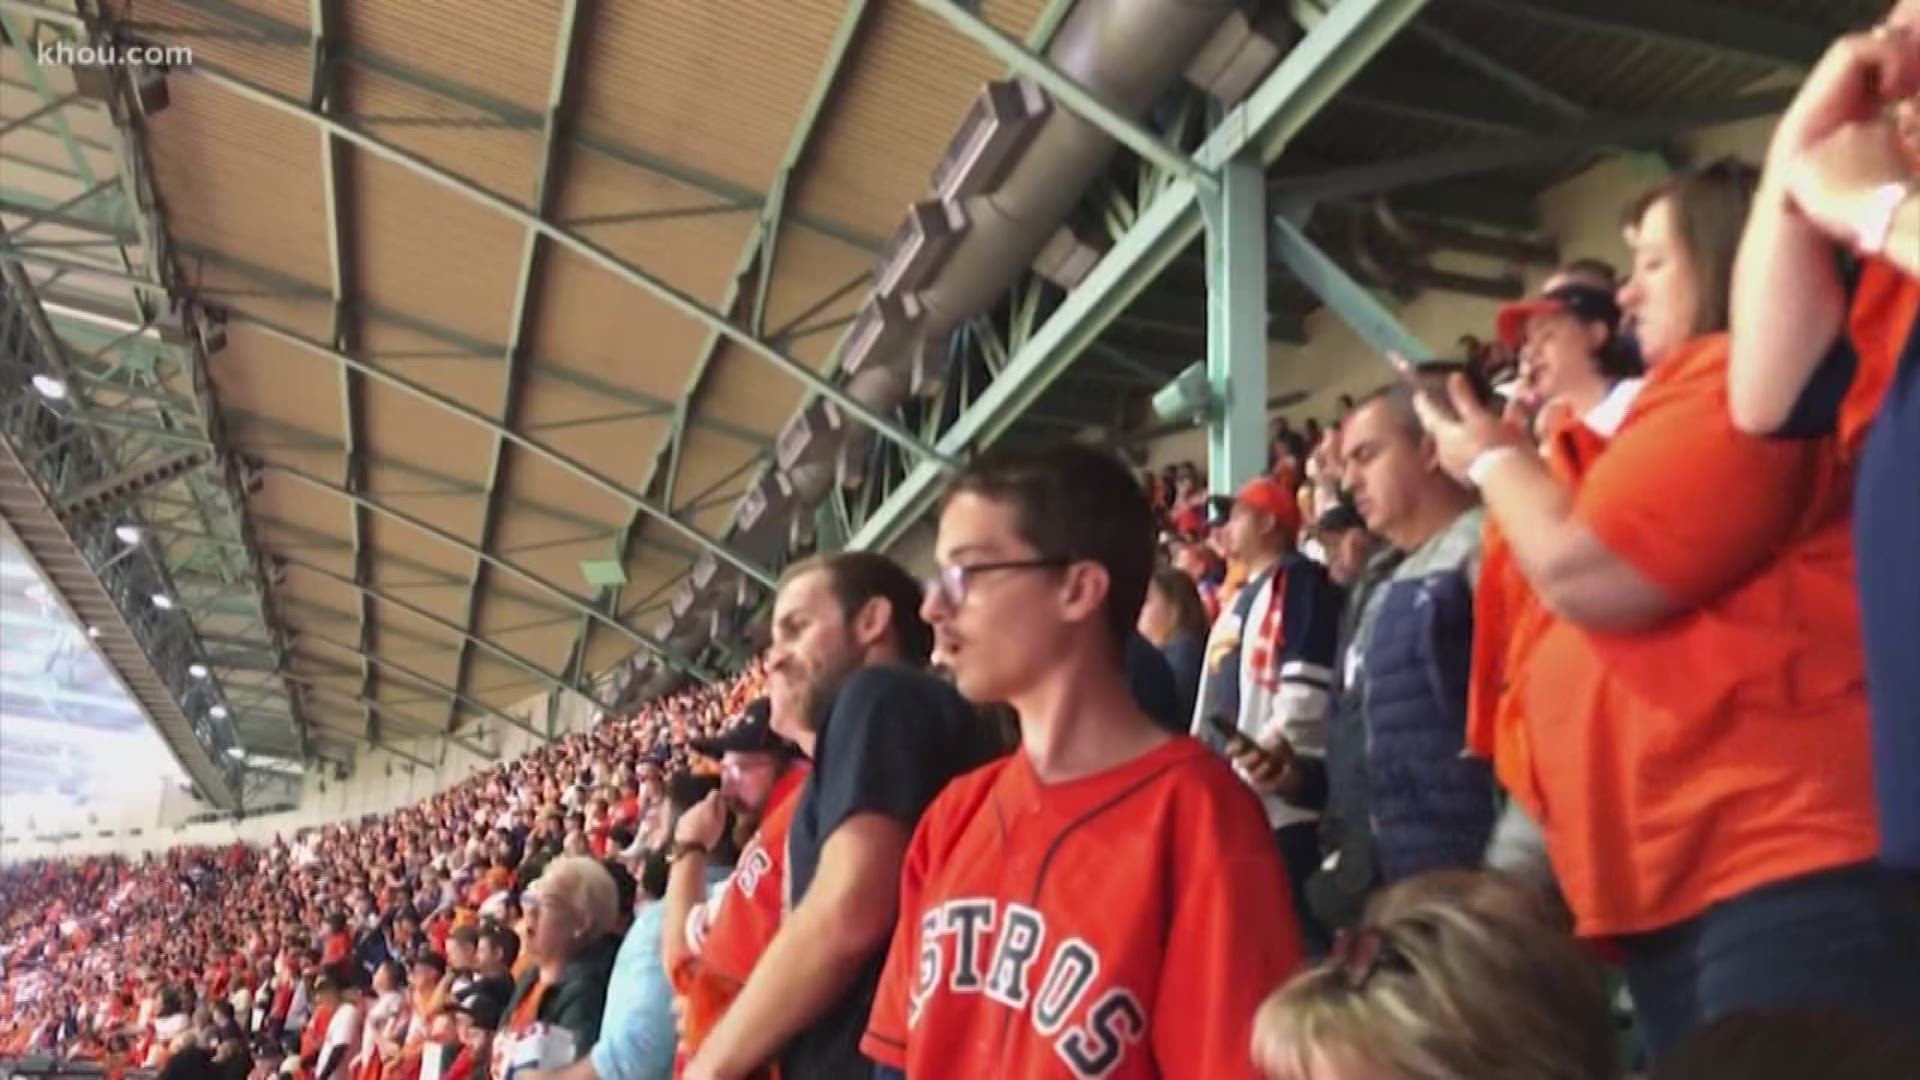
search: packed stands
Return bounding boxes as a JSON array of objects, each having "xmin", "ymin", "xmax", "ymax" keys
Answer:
[{"xmin": 0, "ymin": 661, "xmax": 765, "ymax": 1072}]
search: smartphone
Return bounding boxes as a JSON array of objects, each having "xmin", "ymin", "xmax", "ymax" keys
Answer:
[
  {"xmin": 1404, "ymin": 359, "xmax": 1495, "ymax": 423},
  {"xmin": 1205, "ymin": 715, "xmax": 1265, "ymax": 760}
]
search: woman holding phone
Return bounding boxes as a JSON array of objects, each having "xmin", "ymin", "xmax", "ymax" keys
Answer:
[{"xmin": 1410, "ymin": 162, "xmax": 1919, "ymax": 1058}]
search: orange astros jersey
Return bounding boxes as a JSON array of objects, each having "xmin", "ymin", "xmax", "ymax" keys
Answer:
[
  {"xmin": 861, "ymin": 736, "xmax": 1302, "ymax": 1079},
  {"xmin": 671, "ymin": 764, "xmax": 809, "ymax": 1071}
]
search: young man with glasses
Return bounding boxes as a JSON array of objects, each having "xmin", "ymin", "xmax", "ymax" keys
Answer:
[
  {"xmin": 685, "ymin": 553, "xmax": 999, "ymax": 1080},
  {"xmin": 861, "ymin": 444, "xmax": 1302, "ymax": 1080}
]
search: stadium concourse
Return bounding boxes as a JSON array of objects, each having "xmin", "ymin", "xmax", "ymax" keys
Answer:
[{"xmin": 6, "ymin": 0, "xmax": 1920, "ymax": 1079}]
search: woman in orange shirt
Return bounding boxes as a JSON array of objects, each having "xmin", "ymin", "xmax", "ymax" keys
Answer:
[{"xmin": 1415, "ymin": 163, "xmax": 1920, "ymax": 1059}]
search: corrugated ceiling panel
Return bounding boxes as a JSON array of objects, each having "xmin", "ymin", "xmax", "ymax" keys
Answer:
[
  {"xmin": 572, "ymin": 0, "xmax": 844, "ymax": 193},
  {"xmin": 143, "ymin": 77, "xmax": 333, "ymax": 288},
  {"xmin": 526, "ymin": 246, "xmax": 712, "ymax": 403},
  {"xmin": 348, "ymin": 151, "xmax": 521, "ymax": 413},
  {"xmin": 788, "ymin": 1, "xmax": 1012, "ymax": 241},
  {"xmin": 343, "ymin": 67, "xmax": 547, "ymax": 208},
  {"xmin": 555, "ymin": 153, "xmax": 761, "ymax": 304},
  {"xmin": 208, "ymin": 325, "xmax": 348, "ymax": 441},
  {"xmin": 103, "ymin": 0, "xmax": 312, "ymax": 101},
  {"xmin": 349, "ymin": 0, "xmax": 564, "ymax": 114}
]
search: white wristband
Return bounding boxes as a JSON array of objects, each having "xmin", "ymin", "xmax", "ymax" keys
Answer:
[
  {"xmin": 1466, "ymin": 445, "xmax": 1524, "ymax": 488},
  {"xmin": 1857, "ymin": 180, "xmax": 1919, "ymax": 257}
]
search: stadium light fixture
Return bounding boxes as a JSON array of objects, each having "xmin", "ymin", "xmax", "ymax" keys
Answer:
[
  {"xmin": 151, "ymin": 593, "xmax": 175, "ymax": 610},
  {"xmin": 189, "ymin": 663, "xmax": 209, "ymax": 679},
  {"xmin": 115, "ymin": 525, "xmax": 144, "ymax": 544},
  {"xmin": 209, "ymin": 705, "xmax": 228, "ymax": 720},
  {"xmin": 31, "ymin": 374, "xmax": 68, "ymax": 401}
]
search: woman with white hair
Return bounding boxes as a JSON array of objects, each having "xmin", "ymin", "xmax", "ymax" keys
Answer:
[{"xmin": 492, "ymin": 857, "xmax": 621, "ymax": 1074}]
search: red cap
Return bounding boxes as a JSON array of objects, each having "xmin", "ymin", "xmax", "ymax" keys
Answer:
[{"xmin": 1233, "ymin": 477, "xmax": 1302, "ymax": 538}]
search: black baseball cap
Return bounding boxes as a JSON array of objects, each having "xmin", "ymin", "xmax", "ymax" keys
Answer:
[
  {"xmin": 690, "ymin": 699, "xmax": 793, "ymax": 759},
  {"xmin": 1314, "ymin": 503, "xmax": 1366, "ymax": 536},
  {"xmin": 1495, "ymin": 284, "xmax": 1622, "ymax": 350},
  {"xmin": 451, "ymin": 984, "xmax": 509, "ymax": 1031}
]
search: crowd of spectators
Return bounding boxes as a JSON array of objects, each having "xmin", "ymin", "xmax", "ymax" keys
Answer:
[
  {"xmin": 6, "ymin": 6, "xmax": 1920, "ymax": 1077},
  {"xmin": 0, "ymin": 660, "xmax": 765, "ymax": 1077}
]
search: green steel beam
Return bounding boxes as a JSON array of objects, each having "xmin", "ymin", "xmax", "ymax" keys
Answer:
[
  {"xmin": 264, "ymin": 460, "xmax": 712, "ymax": 680},
  {"xmin": 445, "ymin": 0, "xmax": 591, "ymax": 737},
  {"xmin": 276, "ymin": 552, "xmax": 615, "ymax": 711},
  {"xmin": 308, "ymin": 0, "xmax": 378, "ymax": 744},
  {"xmin": 1267, "ymin": 89, "xmax": 1795, "ymax": 206},
  {"xmin": 1448, "ymin": 0, "xmax": 1832, "ymax": 68},
  {"xmin": 851, "ymin": 0, "xmax": 1432, "ymax": 552},
  {"xmin": 289, "ymin": 627, "xmax": 541, "ymax": 746},
  {"xmin": 0, "ymin": 87, "xmax": 83, "ymax": 139},
  {"xmin": 587, "ymin": 0, "xmax": 877, "ymax": 683},
  {"xmin": 1204, "ymin": 155, "xmax": 1269, "ymax": 491},
  {"xmin": 1271, "ymin": 210, "xmax": 1430, "ymax": 361},
  {"xmin": 907, "ymin": 0, "xmax": 1209, "ymax": 190},
  {"xmin": 232, "ymin": 313, "xmax": 775, "ymax": 587},
  {"xmin": 189, "ymin": 61, "xmax": 949, "ymax": 469},
  {"xmin": 44, "ymin": 0, "xmax": 881, "ymax": 252}
]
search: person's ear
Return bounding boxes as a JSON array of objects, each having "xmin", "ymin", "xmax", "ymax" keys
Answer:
[
  {"xmin": 1059, "ymin": 561, "xmax": 1111, "ymax": 628},
  {"xmin": 851, "ymin": 596, "xmax": 892, "ymax": 650}
]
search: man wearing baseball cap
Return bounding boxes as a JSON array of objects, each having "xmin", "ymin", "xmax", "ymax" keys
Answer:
[{"xmin": 1190, "ymin": 475, "xmax": 1344, "ymax": 954}]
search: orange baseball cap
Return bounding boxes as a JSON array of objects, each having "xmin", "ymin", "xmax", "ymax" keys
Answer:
[{"xmin": 1233, "ymin": 477, "xmax": 1302, "ymax": 538}]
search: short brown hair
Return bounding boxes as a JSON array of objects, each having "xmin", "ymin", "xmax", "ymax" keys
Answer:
[
  {"xmin": 780, "ymin": 551, "xmax": 933, "ymax": 667},
  {"xmin": 1623, "ymin": 158, "xmax": 1758, "ymax": 339},
  {"xmin": 945, "ymin": 443, "xmax": 1155, "ymax": 651}
]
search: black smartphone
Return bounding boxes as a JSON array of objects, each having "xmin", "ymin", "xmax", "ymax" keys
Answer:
[
  {"xmin": 1205, "ymin": 715, "xmax": 1264, "ymax": 760},
  {"xmin": 1406, "ymin": 359, "xmax": 1495, "ymax": 422}
]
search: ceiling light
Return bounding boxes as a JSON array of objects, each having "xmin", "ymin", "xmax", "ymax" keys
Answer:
[
  {"xmin": 114, "ymin": 525, "xmax": 144, "ymax": 544},
  {"xmin": 31, "ymin": 374, "xmax": 68, "ymax": 400},
  {"xmin": 209, "ymin": 705, "xmax": 228, "ymax": 720},
  {"xmin": 151, "ymin": 593, "xmax": 175, "ymax": 610},
  {"xmin": 86, "ymin": 626, "xmax": 101, "ymax": 639},
  {"xmin": 188, "ymin": 663, "xmax": 208, "ymax": 679}
]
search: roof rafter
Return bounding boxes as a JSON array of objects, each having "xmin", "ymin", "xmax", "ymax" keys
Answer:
[
  {"xmin": 229, "ymin": 312, "xmax": 773, "ymax": 589},
  {"xmin": 263, "ymin": 459, "xmax": 712, "ymax": 680},
  {"xmin": 1446, "ymin": 0, "xmax": 1834, "ymax": 67},
  {"xmin": 307, "ymin": 0, "xmax": 379, "ymax": 746},
  {"xmin": 277, "ymin": 552, "xmax": 616, "ymax": 712},
  {"xmin": 447, "ymin": 0, "xmax": 594, "ymax": 739},
  {"xmin": 584, "ymin": 0, "xmax": 880, "ymax": 688},
  {"xmin": 289, "ymin": 626, "xmax": 539, "ymax": 747},
  {"xmin": 187, "ymin": 60, "xmax": 950, "ymax": 468}
]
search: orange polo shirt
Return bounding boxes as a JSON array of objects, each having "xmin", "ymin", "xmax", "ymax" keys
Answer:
[
  {"xmin": 1521, "ymin": 333, "xmax": 1877, "ymax": 938},
  {"xmin": 1466, "ymin": 414, "xmax": 1614, "ymax": 820}
]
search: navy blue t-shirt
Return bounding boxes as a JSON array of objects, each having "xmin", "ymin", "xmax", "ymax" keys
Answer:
[
  {"xmin": 781, "ymin": 665, "xmax": 1000, "ymax": 1078},
  {"xmin": 1779, "ymin": 264, "xmax": 1920, "ymax": 871}
]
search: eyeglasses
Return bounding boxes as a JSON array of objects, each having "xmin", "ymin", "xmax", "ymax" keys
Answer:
[{"xmin": 924, "ymin": 558, "xmax": 1072, "ymax": 607}]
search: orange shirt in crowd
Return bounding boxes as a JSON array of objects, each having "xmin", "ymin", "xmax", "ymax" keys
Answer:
[
  {"xmin": 669, "ymin": 765, "xmax": 809, "ymax": 1075},
  {"xmin": 1519, "ymin": 333, "xmax": 1877, "ymax": 938},
  {"xmin": 1467, "ymin": 414, "xmax": 1615, "ymax": 820}
]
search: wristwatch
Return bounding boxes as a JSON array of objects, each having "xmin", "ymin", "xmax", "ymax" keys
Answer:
[{"xmin": 1856, "ymin": 179, "xmax": 1919, "ymax": 257}]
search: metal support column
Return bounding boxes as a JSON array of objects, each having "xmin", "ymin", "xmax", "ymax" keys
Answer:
[
  {"xmin": 1204, "ymin": 155, "xmax": 1269, "ymax": 492},
  {"xmin": 1270, "ymin": 209, "xmax": 1431, "ymax": 362}
]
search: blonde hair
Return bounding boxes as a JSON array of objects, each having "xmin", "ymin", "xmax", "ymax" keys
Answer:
[
  {"xmin": 1252, "ymin": 873, "xmax": 1615, "ymax": 1080},
  {"xmin": 536, "ymin": 856, "xmax": 620, "ymax": 938}
]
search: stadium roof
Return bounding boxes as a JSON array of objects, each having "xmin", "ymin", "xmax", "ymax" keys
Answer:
[{"xmin": 0, "ymin": 0, "xmax": 1879, "ymax": 807}]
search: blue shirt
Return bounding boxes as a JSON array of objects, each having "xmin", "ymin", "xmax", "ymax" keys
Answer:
[{"xmin": 591, "ymin": 868, "xmax": 729, "ymax": 1080}]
